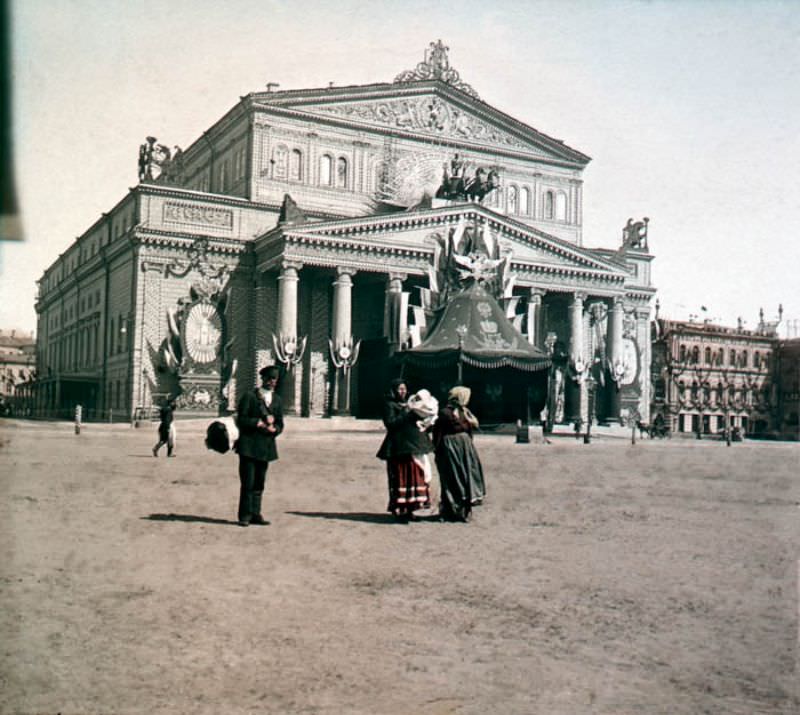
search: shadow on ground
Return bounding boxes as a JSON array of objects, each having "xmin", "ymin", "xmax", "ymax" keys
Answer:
[
  {"xmin": 286, "ymin": 510, "xmax": 440, "ymax": 524},
  {"xmin": 142, "ymin": 513, "xmax": 239, "ymax": 526}
]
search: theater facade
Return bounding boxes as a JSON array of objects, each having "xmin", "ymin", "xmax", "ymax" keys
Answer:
[{"xmin": 34, "ymin": 42, "xmax": 655, "ymax": 424}]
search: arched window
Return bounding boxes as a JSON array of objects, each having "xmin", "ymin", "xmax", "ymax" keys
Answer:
[
  {"xmin": 678, "ymin": 380, "xmax": 686, "ymax": 399},
  {"xmin": 754, "ymin": 351, "xmax": 761, "ymax": 369},
  {"xmin": 272, "ymin": 144, "xmax": 289, "ymax": 180},
  {"xmin": 691, "ymin": 346, "xmax": 700, "ymax": 364},
  {"xmin": 319, "ymin": 154, "xmax": 333, "ymax": 186},
  {"xmin": 520, "ymin": 187, "xmax": 530, "ymax": 216},
  {"xmin": 508, "ymin": 185, "xmax": 518, "ymax": 214},
  {"xmin": 729, "ymin": 349, "xmax": 736, "ymax": 366},
  {"xmin": 679, "ymin": 345, "xmax": 687, "ymax": 362},
  {"xmin": 718, "ymin": 348, "xmax": 724, "ymax": 365},
  {"xmin": 544, "ymin": 191, "xmax": 555, "ymax": 220},
  {"xmin": 691, "ymin": 382, "xmax": 699, "ymax": 400},
  {"xmin": 741, "ymin": 351, "xmax": 748, "ymax": 368},
  {"xmin": 555, "ymin": 192, "xmax": 568, "ymax": 221},
  {"xmin": 705, "ymin": 347, "xmax": 712, "ymax": 364},
  {"xmin": 336, "ymin": 157, "xmax": 348, "ymax": 188},
  {"xmin": 290, "ymin": 149, "xmax": 303, "ymax": 181}
]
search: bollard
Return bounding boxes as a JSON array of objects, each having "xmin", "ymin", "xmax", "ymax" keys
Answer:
[
  {"xmin": 515, "ymin": 419, "xmax": 530, "ymax": 444},
  {"xmin": 74, "ymin": 405, "xmax": 82, "ymax": 435}
]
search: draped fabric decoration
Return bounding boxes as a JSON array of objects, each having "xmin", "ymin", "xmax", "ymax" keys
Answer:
[{"xmin": 399, "ymin": 282, "xmax": 550, "ymax": 373}]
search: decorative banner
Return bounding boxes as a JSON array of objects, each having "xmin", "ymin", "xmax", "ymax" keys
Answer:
[{"xmin": 183, "ymin": 301, "xmax": 222, "ymax": 364}]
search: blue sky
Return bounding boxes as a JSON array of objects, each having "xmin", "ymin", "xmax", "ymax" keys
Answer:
[{"xmin": 2, "ymin": 0, "xmax": 798, "ymax": 334}]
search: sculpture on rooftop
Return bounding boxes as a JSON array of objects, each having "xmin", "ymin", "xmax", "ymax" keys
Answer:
[{"xmin": 394, "ymin": 40, "xmax": 479, "ymax": 99}]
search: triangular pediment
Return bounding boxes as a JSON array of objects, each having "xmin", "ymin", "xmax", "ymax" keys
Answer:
[
  {"xmin": 275, "ymin": 204, "xmax": 626, "ymax": 280},
  {"xmin": 253, "ymin": 83, "xmax": 588, "ymax": 166}
]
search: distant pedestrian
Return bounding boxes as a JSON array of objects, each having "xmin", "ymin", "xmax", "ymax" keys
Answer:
[
  {"xmin": 152, "ymin": 398, "xmax": 177, "ymax": 457},
  {"xmin": 376, "ymin": 378, "xmax": 434, "ymax": 522},
  {"xmin": 234, "ymin": 365, "xmax": 284, "ymax": 527},
  {"xmin": 432, "ymin": 386, "xmax": 485, "ymax": 522}
]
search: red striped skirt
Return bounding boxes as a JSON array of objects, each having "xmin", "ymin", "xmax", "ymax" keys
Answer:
[{"xmin": 386, "ymin": 455, "xmax": 431, "ymax": 515}]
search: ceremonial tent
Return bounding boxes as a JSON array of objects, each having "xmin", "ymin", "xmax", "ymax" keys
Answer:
[{"xmin": 399, "ymin": 282, "xmax": 551, "ymax": 424}]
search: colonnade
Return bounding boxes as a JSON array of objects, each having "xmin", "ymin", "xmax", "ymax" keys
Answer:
[{"xmin": 273, "ymin": 260, "xmax": 632, "ymax": 421}]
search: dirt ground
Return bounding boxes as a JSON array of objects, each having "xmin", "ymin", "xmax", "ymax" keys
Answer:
[{"xmin": 1, "ymin": 418, "xmax": 799, "ymax": 715}]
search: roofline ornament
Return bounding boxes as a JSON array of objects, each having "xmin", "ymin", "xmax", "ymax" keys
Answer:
[{"xmin": 394, "ymin": 40, "xmax": 480, "ymax": 100}]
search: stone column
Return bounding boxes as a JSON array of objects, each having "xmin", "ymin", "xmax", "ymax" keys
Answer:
[
  {"xmin": 568, "ymin": 292, "xmax": 586, "ymax": 422},
  {"xmin": 526, "ymin": 288, "xmax": 545, "ymax": 346},
  {"xmin": 276, "ymin": 261, "xmax": 302, "ymax": 414},
  {"xmin": 606, "ymin": 296, "xmax": 624, "ymax": 420},
  {"xmin": 331, "ymin": 267, "xmax": 356, "ymax": 415},
  {"xmin": 384, "ymin": 272, "xmax": 407, "ymax": 352},
  {"xmin": 277, "ymin": 261, "xmax": 301, "ymax": 339}
]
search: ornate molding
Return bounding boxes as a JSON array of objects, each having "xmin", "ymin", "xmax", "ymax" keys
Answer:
[
  {"xmin": 394, "ymin": 40, "xmax": 479, "ymax": 99},
  {"xmin": 307, "ymin": 96, "xmax": 543, "ymax": 156}
]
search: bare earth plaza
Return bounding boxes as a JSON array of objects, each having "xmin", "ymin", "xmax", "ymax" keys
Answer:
[
  {"xmin": 1, "ymin": 420, "xmax": 799, "ymax": 714},
  {"xmin": 2, "ymin": 32, "xmax": 800, "ymax": 715}
]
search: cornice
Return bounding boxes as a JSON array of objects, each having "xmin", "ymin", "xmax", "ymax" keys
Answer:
[{"xmin": 134, "ymin": 228, "xmax": 250, "ymax": 254}]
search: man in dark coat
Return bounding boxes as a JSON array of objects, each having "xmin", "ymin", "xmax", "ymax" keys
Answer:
[
  {"xmin": 235, "ymin": 365, "xmax": 284, "ymax": 526},
  {"xmin": 152, "ymin": 397, "xmax": 176, "ymax": 457}
]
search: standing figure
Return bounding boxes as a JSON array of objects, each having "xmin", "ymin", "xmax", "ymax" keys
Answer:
[
  {"xmin": 432, "ymin": 386, "xmax": 486, "ymax": 522},
  {"xmin": 376, "ymin": 379, "xmax": 434, "ymax": 522},
  {"xmin": 152, "ymin": 398, "xmax": 177, "ymax": 457},
  {"xmin": 234, "ymin": 366, "xmax": 284, "ymax": 527}
]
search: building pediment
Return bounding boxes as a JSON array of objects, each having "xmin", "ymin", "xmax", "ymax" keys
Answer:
[
  {"xmin": 259, "ymin": 203, "xmax": 626, "ymax": 286},
  {"xmin": 252, "ymin": 83, "xmax": 589, "ymax": 167}
]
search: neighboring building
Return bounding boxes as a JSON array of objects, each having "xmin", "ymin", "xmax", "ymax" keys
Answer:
[
  {"xmin": 651, "ymin": 308, "xmax": 781, "ymax": 437},
  {"xmin": 33, "ymin": 42, "xmax": 655, "ymax": 423},
  {"xmin": 0, "ymin": 329, "xmax": 36, "ymax": 415},
  {"xmin": 775, "ymin": 338, "xmax": 800, "ymax": 441}
]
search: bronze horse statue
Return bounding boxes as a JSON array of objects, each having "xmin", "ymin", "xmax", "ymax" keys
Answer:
[{"xmin": 464, "ymin": 168, "xmax": 500, "ymax": 203}]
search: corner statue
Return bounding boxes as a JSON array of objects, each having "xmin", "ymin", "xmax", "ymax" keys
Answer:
[{"xmin": 622, "ymin": 217, "xmax": 649, "ymax": 250}]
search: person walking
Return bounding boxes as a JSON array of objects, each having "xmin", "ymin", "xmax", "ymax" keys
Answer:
[
  {"xmin": 431, "ymin": 386, "xmax": 485, "ymax": 522},
  {"xmin": 234, "ymin": 365, "xmax": 284, "ymax": 527},
  {"xmin": 152, "ymin": 398, "xmax": 177, "ymax": 457},
  {"xmin": 376, "ymin": 378, "xmax": 434, "ymax": 522}
]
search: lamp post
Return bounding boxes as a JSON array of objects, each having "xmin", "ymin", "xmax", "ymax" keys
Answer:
[
  {"xmin": 329, "ymin": 336, "xmax": 361, "ymax": 416},
  {"xmin": 570, "ymin": 356, "xmax": 597, "ymax": 443}
]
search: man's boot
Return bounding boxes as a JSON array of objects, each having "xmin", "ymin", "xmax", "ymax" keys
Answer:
[{"xmin": 250, "ymin": 491, "xmax": 268, "ymax": 525}]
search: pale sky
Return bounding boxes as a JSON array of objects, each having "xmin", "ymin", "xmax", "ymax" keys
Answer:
[{"xmin": 2, "ymin": 0, "xmax": 798, "ymax": 336}]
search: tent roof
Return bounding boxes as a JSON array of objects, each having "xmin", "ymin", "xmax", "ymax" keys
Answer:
[{"xmin": 401, "ymin": 283, "xmax": 551, "ymax": 372}]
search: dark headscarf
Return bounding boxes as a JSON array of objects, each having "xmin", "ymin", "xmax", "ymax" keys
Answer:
[{"xmin": 388, "ymin": 378, "xmax": 407, "ymax": 401}]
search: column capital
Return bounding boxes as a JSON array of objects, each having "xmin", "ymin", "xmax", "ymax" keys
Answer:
[
  {"xmin": 280, "ymin": 259, "xmax": 304, "ymax": 274},
  {"xmin": 609, "ymin": 295, "xmax": 625, "ymax": 309},
  {"xmin": 572, "ymin": 291, "xmax": 588, "ymax": 305},
  {"xmin": 387, "ymin": 271, "xmax": 408, "ymax": 283},
  {"xmin": 530, "ymin": 287, "xmax": 546, "ymax": 300},
  {"xmin": 335, "ymin": 266, "xmax": 357, "ymax": 278}
]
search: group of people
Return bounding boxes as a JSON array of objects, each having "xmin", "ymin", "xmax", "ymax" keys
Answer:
[
  {"xmin": 377, "ymin": 378, "xmax": 485, "ymax": 523},
  {"xmin": 160, "ymin": 368, "xmax": 484, "ymax": 526}
]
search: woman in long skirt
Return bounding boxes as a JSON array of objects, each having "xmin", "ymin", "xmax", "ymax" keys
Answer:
[
  {"xmin": 432, "ymin": 386, "xmax": 485, "ymax": 522},
  {"xmin": 376, "ymin": 379, "xmax": 434, "ymax": 522}
]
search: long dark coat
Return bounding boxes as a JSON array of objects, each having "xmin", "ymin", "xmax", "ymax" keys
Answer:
[
  {"xmin": 376, "ymin": 398, "xmax": 433, "ymax": 460},
  {"xmin": 235, "ymin": 389, "xmax": 284, "ymax": 462}
]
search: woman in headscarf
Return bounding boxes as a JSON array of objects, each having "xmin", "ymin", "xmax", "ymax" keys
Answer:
[
  {"xmin": 432, "ymin": 386, "xmax": 486, "ymax": 522},
  {"xmin": 376, "ymin": 378, "xmax": 434, "ymax": 522}
]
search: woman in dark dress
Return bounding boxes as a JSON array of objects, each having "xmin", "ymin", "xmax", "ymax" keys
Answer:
[
  {"xmin": 432, "ymin": 386, "xmax": 486, "ymax": 522},
  {"xmin": 376, "ymin": 379, "xmax": 434, "ymax": 522}
]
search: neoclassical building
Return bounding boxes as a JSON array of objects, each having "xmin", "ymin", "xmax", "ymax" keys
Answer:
[
  {"xmin": 650, "ymin": 308, "xmax": 782, "ymax": 436},
  {"xmin": 33, "ymin": 42, "xmax": 655, "ymax": 423}
]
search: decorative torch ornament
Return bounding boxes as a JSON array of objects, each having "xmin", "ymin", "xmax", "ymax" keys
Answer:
[
  {"xmin": 273, "ymin": 333, "xmax": 307, "ymax": 370},
  {"xmin": 329, "ymin": 336, "xmax": 361, "ymax": 373}
]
